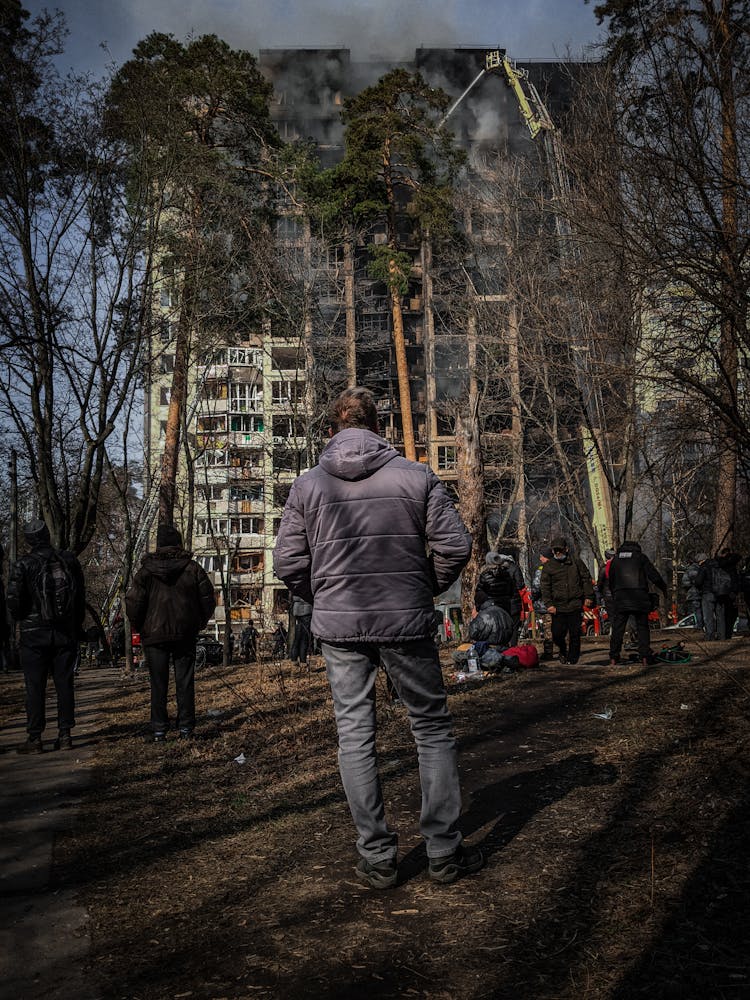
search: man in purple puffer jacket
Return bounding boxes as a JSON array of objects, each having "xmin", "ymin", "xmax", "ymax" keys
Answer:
[{"xmin": 274, "ymin": 387, "xmax": 484, "ymax": 889}]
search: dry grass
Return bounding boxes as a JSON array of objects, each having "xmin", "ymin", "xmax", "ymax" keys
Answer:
[{"xmin": 49, "ymin": 636, "xmax": 750, "ymax": 999}]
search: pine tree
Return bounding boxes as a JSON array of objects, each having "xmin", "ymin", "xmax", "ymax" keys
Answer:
[{"xmin": 107, "ymin": 33, "xmax": 278, "ymax": 524}]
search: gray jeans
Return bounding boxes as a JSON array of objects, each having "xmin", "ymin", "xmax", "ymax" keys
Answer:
[{"xmin": 322, "ymin": 638, "xmax": 463, "ymax": 863}]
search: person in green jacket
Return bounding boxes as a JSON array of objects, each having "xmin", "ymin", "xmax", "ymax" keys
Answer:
[{"xmin": 540, "ymin": 537, "xmax": 594, "ymax": 664}]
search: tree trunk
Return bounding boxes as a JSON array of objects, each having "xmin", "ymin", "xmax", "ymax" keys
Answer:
[
  {"xmin": 182, "ymin": 426, "xmax": 195, "ymax": 551},
  {"xmin": 344, "ymin": 229, "xmax": 357, "ymax": 386},
  {"xmin": 159, "ymin": 268, "xmax": 194, "ymax": 525},
  {"xmin": 508, "ymin": 304, "xmax": 528, "ymax": 579},
  {"xmin": 457, "ymin": 312, "xmax": 486, "ymax": 619},
  {"xmin": 389, "ymin": 272, "xmax": 416, "ymax": 461}
]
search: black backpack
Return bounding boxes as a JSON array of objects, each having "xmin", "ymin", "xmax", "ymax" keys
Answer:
[{"xmin": 33, "ymin": 552, "xmax": 76, "ymax": 625}]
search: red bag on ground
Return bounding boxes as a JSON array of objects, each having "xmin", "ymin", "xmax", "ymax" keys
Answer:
[{"xmin": 502, "ymin": 644, "xmax": 540, "ymax": 668}]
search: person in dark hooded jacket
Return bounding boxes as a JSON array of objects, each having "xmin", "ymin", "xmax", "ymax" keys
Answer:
[
  {"xmin": 474, "ymin": 551, "xmax": 525, "ymax": 643},
  {"xmin": 274, "ymin": 387, "xmax": 483, "ymax": 889},
  {"xmin": 468, "ymin": 598, "xmax": 514, "ymax": 647},
  {"xmin": 607, "ymin": 540, "xmax": 667, "ymax": 665},
  {"xmin": 540, "ymin": 538, "xmax": 594, "ymax": 664},
  {"xmin": 7, "ymin": 520, "xmax": 85, "ymax": 752},
  {"xmin": 126, "ymin": 524, "xmax": 215, "ymax": 741}
]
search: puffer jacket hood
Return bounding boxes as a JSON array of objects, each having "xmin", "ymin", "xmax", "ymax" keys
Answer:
[
  {"xmin": 140, "ymin": 547, "xmax": 193, "ymax": 582},
  {"xmin": 318, "ymin": 428, "xmax": 398, "ymax": 481},
  {"xmin": 485, "ymin": 551, "xmax": 516, "ymax": 568}
]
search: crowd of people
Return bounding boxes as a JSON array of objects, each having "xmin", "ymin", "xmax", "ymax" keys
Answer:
[
  {"xmin": 681, "ymin": 550, "xmax": 750, "ymax": 641},
  {"xmin": 467, "ymin": 536, "xmax": 667, "ymax": 668}
]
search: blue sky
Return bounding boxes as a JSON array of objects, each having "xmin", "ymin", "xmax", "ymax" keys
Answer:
[{"xmin": 23, "ymin": 0, "xmax": 606, "ymax": 77}]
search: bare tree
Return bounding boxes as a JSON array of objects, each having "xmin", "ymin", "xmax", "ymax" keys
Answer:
[
  {"xmin": 578, "ymin": 0, "xmax": 750, "ymax": 551},
  {"xmin": 0, "ymin": 10, "xmax": 157, "ymax": 553},
  {"xmin": 107, "ymin": 33, "xmax": 279, "ymax": 526}
]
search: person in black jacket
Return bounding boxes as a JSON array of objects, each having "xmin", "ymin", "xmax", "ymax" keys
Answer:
[
  {"xmin": 126, "ymin": 524, "xmax": 216, "ymax": 742},
  {"xmin": 474, "ymin": 551, "xmax": 525, "ymax": 644},
  {"xmin": 240, "ymin": 621, "xmax": 259, "ymax": 664},
  {"xmin": 695, "ymin": 553, "xmax": 726, "ymax": 640},
  {"xmin": 607, "ymin": 541, "xmax": 667, "ymax": 665},
  {"xmin": 468, "ymin": 598, "xmax": 514, "ymax": 647},
  {"xmin": 7, "ymin": 520, "xmax": 85, "ymax": 753},
  {"xmin": 289, "ymin": 595, "xmax": 313, "ymax": 667},
  {"xmin": 540, "ymin": 538, "xmax": 594, "ymax": 664},
  {"xmin": 716, "ymin": 548, "xmax": 740, "ymax": 637}
]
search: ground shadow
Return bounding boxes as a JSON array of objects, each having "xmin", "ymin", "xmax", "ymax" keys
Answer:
[{"xmin": 398, "ymin": 752, "xmax": 618, "ymax": 882}]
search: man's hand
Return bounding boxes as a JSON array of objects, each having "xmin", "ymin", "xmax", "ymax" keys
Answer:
[
  {"xmin": 547, "ymin": 605, "xmax": 557, "ymax": 615},
  {"xmin": 584, "ymin": 599, "xmax": 594, "ymax": 608}
]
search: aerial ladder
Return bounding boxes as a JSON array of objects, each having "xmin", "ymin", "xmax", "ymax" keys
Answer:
[{"xmin": 441, "ymin": 49, "xmax": 616, "ymax": 558}]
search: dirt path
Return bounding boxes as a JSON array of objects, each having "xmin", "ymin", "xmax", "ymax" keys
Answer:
[
  {"xmin": 0, "ymin": 666, "xmax": 120, "ymax": 1000},
  {"xmin": 5, "ymin": 636, "xmax": 750, "ymax": 999}
]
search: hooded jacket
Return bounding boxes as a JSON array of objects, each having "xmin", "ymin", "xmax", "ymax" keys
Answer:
[
  {"xmin": 540, "ymin": 552, "xmax": 594, "ymax": 613},
  {"xmin": 608, "ymin": 541, "xmax": 667, "ymax": 612},
  {"xmin": 468, "ymin": 599, "xmax": 514, "ymax": 646},
  {"xmin": 474, "ymin": 554, "xmax": 525, "ymax": 616},
  {"xmin": 7, "ymin": 543, "xmax": 85, "ymax": 648},
  {"xmin": 273, "ymin": 427, "xmax": 472, "ymax": 642},
  {"xmin": 125, "ymin": 546, "xmax": 216, "ymax": 647}
]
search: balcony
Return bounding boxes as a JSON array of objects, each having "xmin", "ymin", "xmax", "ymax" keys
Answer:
[
  {"xmin": 230, "ymin": 570, "xmax": 264, "ymax": 586},
  {"xmin": 230, "ymin": 465, "xmax": 265, "ymax": 480},
  {"xmin": 197, "ymin": 397, "xmax": 228, "ymax": 416},
  {"xmin": 200, "ymin": 361, "xmax": 229, "ymax": 379},
  {"xmin": 226, "ymin": 430, "xmax": 266, "ymax": 448},
  {"xmin": 227, "ymin": 500, "xmax": 264, "ymax": 516},
  {"xmin": 228, "ymin": 405, "xmax": 263, "ymax": 419}
]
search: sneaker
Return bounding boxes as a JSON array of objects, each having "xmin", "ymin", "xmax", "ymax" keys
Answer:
[
  {"xmin": 145, "ymin": 730, "xmax": 167, "ymax": 744},
  {"xmin": 558, "ymin": 654, "xmax": 568, "ymax": 664},
  {"xmin": 17, "ymin": 736, "xmax": 43, "ymax": 755},
  {"xmin": 428, "ymin": 844, "xmax": 485, "ymax": 884},
  {"xmin": 355, "ymin": 857, "xmax": 398, "ymax": 890},
  {"xmin": 53, "ymin": 732, "xmax": 73, "ymax": 751},
  {"xmin": 178, "ymin": 728, "xmax": 195, "ymax": 740}
]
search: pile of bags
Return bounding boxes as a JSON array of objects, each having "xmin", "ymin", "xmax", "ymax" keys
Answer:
[{"xmin": 452, "ymin": 641, "xmax": 539, "ymax": 673}]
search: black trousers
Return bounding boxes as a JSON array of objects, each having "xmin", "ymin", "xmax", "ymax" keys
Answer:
[
  {"xmin": 145, "ymin": 639, "xmax": 196, "ymax": 733},
  {"xmin": 610, "ymin": 609, "xmax": 651, "ymax": 658},
  {"xmin": 21, "ymin": 642, "xmax": 77, "ymax": 736},
  {"xmin": 289, "ymin": 615, "xmax": 312, "ymax": 663},
  {"xmin": 551, "ymin": 611, "xmax": 582, "ymax": 663}
]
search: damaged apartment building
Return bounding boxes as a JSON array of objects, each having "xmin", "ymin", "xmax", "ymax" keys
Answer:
[{"xmin": 145, "ymin": 47, "xmax": 583, "ymax": 638}]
